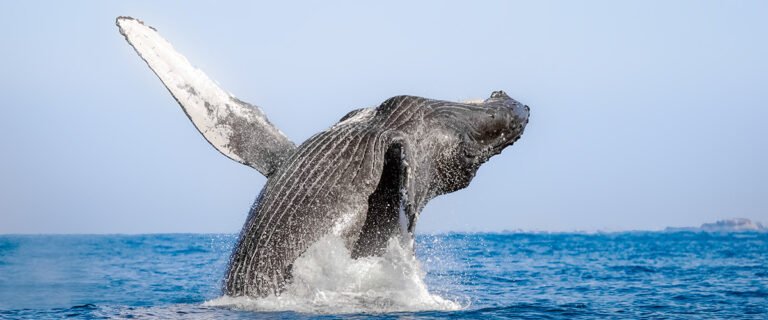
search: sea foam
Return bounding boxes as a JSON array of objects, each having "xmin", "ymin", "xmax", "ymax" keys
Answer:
[{"xmin": 204, "ymin": 236, "xmax": 462, "ymax": 314}]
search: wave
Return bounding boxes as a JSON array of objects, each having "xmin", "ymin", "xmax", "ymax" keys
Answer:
[{"xmin": 204, "ymin": 236, "xmax": 463, "ymax": 314}]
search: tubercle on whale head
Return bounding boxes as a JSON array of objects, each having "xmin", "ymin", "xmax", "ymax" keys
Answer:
[
  {"xmin": 425, "ymin": 90, "xmax": 530, "ymax": 195},
  {"xmin": 489, "ymin": 91, "xmax": 528, "ymax": 146},
  {"xmin": 486, "ymin": 90, "xmax": 530, "ymax": 125},
  {"xmin": 461, "ymin": 90, "xmax": 529, "ymax": 158}
]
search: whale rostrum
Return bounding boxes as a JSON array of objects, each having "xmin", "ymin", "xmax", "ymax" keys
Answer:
[{"xmin": 117, "ymin": 16, "xmax": 530, "ymax": 297}]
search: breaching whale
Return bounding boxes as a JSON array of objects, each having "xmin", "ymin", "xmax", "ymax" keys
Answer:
[{"xmin": 117, "ymin": 16, "xmax": 530, "ymax": 297}]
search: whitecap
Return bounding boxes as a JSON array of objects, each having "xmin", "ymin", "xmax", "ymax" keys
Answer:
[{"xmin": 204, "ymin": 236, "xmax": 462, "ymax": 314}]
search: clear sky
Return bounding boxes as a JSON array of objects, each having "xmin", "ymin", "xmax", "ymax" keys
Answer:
[{"xmin": 1, "ymin": 1, "xmax": 766, "ymax": 234}]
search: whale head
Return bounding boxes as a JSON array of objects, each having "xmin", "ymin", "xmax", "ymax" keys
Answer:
[
  {"xmin": 423, "ymin": 90, "xmax": 530, "ymax": 195},
  {"xmin": 460, "ymin": 90, "xmax": 529, "ymax": 161}
]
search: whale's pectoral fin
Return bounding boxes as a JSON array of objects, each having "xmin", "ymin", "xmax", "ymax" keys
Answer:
[
  {"xmin": 116, "ymin": 16, "xmax": 295, "ymax": 177},
  {"xmin": 352, "ymin": 142, "xmax": 417, "ymax": 258}
]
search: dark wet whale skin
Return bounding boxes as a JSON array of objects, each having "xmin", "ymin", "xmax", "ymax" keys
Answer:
[
  {"xmin": 225, "ymin": 91, "xmax": 529, "ymax": 297},
  {"xmin": 113, "ymin": 15, "xmax": 530, "ymax": 299}
]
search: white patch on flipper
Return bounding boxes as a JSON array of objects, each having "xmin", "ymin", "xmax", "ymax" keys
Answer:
[
  {"xmin": 398, "ymin": 155, "xmax": 412, "ymax": 246},
  {"xmin": 204, "ymin": 235, "xmax": 461, "ymax": 314},
  {"xmin": 116, "ymin": 17, "xmax": 291, "ymax": 168}
]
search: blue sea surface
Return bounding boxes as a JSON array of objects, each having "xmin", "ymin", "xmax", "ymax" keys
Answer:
[{"xmin": 0, "ymin": 232, "xmax": 766, "ymax": 319}]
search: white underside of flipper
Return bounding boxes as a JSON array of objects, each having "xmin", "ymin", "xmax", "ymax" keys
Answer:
[{"xmin": 116, "ymin": 16, "xmax": 295, "ymax": 176}]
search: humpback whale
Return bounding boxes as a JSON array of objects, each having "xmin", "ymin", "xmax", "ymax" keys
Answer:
[{"xmin": 117, "ymin": 16, "xmax": 530, "ymax": 297}]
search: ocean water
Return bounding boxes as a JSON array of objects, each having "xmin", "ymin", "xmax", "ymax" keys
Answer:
[{"xmin": 0, "ymin": 232, "xmax": 766, "ymax": 319}]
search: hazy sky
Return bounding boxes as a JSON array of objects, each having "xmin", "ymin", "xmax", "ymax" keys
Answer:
[{"xmin": 1, "ymin": 1, "xmax": 766, "ymax": 234}]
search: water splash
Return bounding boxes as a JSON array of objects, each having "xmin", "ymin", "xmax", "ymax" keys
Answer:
[{"xmin": 204, "ymin": 236, "xmax": 462, "ymax": 314}]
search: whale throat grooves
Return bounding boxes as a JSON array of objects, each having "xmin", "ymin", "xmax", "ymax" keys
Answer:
[{"xmin": 116, "ymin": 15, "xmax": 531, "ymax": 301}]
